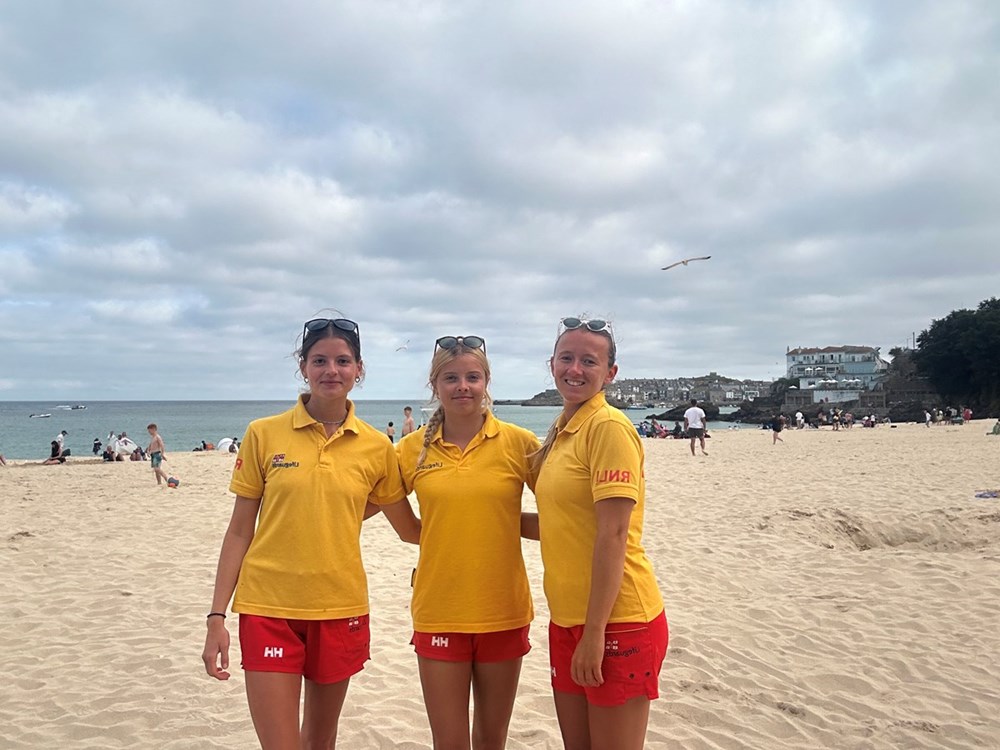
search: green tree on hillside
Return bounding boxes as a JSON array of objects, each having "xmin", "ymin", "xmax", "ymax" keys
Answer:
[{"xmin": 913, "ymin": 297, "xmax": 1000, "ymax": 415}]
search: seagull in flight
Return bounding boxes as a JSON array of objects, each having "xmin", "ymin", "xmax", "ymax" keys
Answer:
[
  {"xmin": 661, "ymin": 256, "xmax": 711, "ymax": 270},
  {"xmin": 395, "ymin": 339, "xmax": 410, "ymax": 352}
]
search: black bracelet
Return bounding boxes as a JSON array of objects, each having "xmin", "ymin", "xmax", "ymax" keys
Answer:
[{"xmin": 207, "ymin": 612, "xmax": 227, "ymax": 619}]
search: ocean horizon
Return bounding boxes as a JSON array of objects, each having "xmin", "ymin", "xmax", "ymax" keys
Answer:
[{"xmin": 0, "ymin": 399, "xmax": 730, "ymax": 460}]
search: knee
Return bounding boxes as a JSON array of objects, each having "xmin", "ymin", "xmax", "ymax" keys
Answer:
[
  {"xmin": 471, "ymin": 728, "xmax": 506, "ymax": 750},
  {"xmin": 300, "ymin": 731, "xmax": 337, "ymax": 750}
]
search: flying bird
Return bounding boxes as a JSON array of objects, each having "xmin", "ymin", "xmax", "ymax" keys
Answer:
[
  {"xmin": 395, "ymin": 339, "xmax": 410, "ymax": 352},
  {"xmin": 661, "ymin": 256, "xmax": 711, "ymax": 271}
]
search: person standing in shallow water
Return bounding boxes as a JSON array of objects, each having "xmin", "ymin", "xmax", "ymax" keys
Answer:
[
  {"xmin": 522, "ymin": 316, "xmax": 668, "ymax": 750},
  {"xmin": 201, "ymin": 316, "xmax": 420, "ymax": 750},
  {"xmin": 395, "ymin": 335, "xmax": 540, "ymax": 750}
]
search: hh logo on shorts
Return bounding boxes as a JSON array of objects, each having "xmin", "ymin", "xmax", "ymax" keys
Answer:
[
  {"xmin": 263, "ymin": 646, "xmax": 284, "ymax": 658},
  {"xmin": 593, "ymin": 469, "xmax": 633, "ymax": 485},
  {"xmin": 431, "ymin": 636, "xmax": 450, "ymax": 648},
  {"xmin": 271, "ymin": 453, "xmax": 300, "ymax": 469},
  {"xmin": 348, "ymin": 617, "xmax": 362, "ymax": 632}
]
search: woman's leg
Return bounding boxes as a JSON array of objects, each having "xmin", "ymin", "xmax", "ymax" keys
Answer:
[
  {"xmin": 301, "ymin": 676, "xmax": 352, "ymax": 750},
  {"xmin": 418, "ymin": 656, "xmax": 473, "ymax": 750},
  {"xmin": 245, "ymin": 671, "xmax": 302, "ymax": 750},
  {"xmin": 553, "ymin": 690, "xmax": 591, "ymax": 750},
  {"xmin": 470, "ymin": 658, "xmax": 522, "ymax": 750},
  {"xmin": 587, "ymin": 697, "xmax": 650, "ymax": 750}
]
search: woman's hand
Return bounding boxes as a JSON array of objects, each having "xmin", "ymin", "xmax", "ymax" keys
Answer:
[
  {"xmin": 570, "ymin": 629, "xmax": 605, "ymax": 687},
  {"xmin": 202, "ymin": 618, "xmax": 232, "ymax": 680}
]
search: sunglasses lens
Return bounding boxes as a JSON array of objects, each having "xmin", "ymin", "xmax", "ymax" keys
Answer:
[
  {"xmin": 334, "ymin": 319, "xmax": 358, "ymax": 333},
  {"xmin": 586, "ymin": 319, "xmax": 608, "ymax": 332},
  {"xmin": 463, "ymin": 336, "xmax": 485, "ymax": 349},
  {"xmin": 561, "ymin": 317, "xmax": 583, "ymax": 329},
  {"xmin": 436, "ymin": 336, "xmax": 459, "ymax": 350}
]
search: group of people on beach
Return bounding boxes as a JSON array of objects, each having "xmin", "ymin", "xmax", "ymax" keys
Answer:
[{"xmin": 201, "ymin": 315, "xmax": 667, "ymax": 750}]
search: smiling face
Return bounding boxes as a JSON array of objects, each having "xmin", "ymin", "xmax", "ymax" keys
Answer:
[
  {"xmin": 299, "ymin": 336, "xmax": 362, "ymax": 404},
  {"xmin": 550, "ymin": 328, "xmax": 618, "ymax": 417},
  {"xmin": 432, "ymin": 352, "xmax": 488, "ymax": 419}
]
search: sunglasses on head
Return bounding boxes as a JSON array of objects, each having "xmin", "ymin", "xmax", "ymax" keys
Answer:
[
  {"xmin": 303, "ymin": 318, "xmax": 361, "ymax": 344},
  {"xmin": 560, "ymin": 317, "xmax": 611, "ymax": 333},
  {"xmin": 435, "ymin": 335, "xmax": 486, "ymax": 353}
]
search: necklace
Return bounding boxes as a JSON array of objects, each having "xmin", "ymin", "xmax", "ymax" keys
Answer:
[{"xmin": 307, "ymin": 411, "xmax": 347, "ymax": 427}]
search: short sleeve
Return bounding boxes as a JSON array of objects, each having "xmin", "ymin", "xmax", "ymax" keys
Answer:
[
  {"xmin": 229, "ymin": 424, "xmax": 265, "ymax": 499},
  {"xmin": 586, "ymin": 418, "xmax": 642, "ymax": 503},
  {"xmin": 369, "ymin": 438, "xmax": 407, "ymax": 506}
]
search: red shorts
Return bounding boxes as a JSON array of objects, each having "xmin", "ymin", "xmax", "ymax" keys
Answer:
[
  {"xmin": 549, "ymin": 610, "xmax": 668, "ymax": 707},
  {"xmin": 239, "ymin": 613, "xmax": 370, "ymax": 684},
  {"xmin": 411, "ymin": 625, "xmax": 531, "ymax": 663}
]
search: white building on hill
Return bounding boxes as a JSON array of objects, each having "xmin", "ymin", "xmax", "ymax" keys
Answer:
[{"xmin": 785, "ymin": 345, "xmax": 888, "ymax": 405}]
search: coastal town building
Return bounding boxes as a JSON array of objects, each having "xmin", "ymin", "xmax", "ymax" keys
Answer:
[
  {"xmin": 607, "ymin": 374, "xmax": 770, "ymax": 408},
  {"xmin": 784, "ymin": 345, "xmax": 889, "ymax": 407}
]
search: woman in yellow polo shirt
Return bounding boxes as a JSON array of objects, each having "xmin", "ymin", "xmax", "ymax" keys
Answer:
[
  {"xmin": 396, "ymin": 335, "xmax": 540, "ymax": 749},
  {"xmin": 201, "ymin": 316, "xmax": 420, "ymax": 749},
  {"xmin": 523, "ymin": 317, "xmax": 667, "ymax": 750}
]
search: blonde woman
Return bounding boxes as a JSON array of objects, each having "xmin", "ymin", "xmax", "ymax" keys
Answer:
[
  {"xmin": 523, "ymin": 317, "xmax": 667, "ymax": 750},
  {"xmin": 396, "ymin": 335, "xmax": 540, "ymax": 750}
]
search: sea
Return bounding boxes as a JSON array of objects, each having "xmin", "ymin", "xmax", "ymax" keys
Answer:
[{"xmin": 0, "ymin": 400, "xmax": 730, "ymax": 460}]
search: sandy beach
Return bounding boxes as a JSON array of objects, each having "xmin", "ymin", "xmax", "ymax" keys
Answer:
[{"xmin": 2, "ymin": 421, "xmax": 998, "ymax": 749}]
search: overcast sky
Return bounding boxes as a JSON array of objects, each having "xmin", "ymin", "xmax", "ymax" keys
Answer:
[{"xmin": 1, "ymin": 1, "xmax": 997, "ymax": 401}]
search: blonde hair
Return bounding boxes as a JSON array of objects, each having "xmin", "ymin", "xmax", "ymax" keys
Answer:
[
  {"xmin": 530, "ymin": 323, "xmax": 618, "ymax": 473},
  {"xmin": 416, "ymin": 344, "xmax": 494, "ymax": 465}
]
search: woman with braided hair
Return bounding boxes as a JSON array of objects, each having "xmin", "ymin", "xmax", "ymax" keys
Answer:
[{"xmin": 396, "ymin": 335, "xmax": 540, "ymax": 750}]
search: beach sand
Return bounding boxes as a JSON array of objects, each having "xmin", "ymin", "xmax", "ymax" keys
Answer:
[{"xmin": 2, "ymin": 422, "xmax": 998, "ymax": 748}]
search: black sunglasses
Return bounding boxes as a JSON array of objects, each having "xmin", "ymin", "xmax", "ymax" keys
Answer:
[
  {"xmin": 303, "ymin": 318, "xmax": 361, "ymax": 347},
  {"xmin": 435, "ymin": 335, "xmax": 486, "ymax": 353},
  {"xmin": 560, "ymin": 317, "xmax": 611, "ymax": 333}
]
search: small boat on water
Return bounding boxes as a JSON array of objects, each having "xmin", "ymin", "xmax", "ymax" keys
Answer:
[
  {"xmin": 71, "ymin": 405, "xmax": 87, "ymax": 410},
  {"xmin": 30, "ymin": 413, "xmax": 52, "ymax": 418}
]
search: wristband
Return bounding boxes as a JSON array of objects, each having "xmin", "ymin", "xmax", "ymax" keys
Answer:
[{"xmin": 207, "ymin": 612, "xmax": 227, "ymax": 619}]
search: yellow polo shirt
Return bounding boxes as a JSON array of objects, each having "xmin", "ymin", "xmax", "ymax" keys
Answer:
[
  {"xmin": 397, "ymin": 413, "xmax": 540, "ymax": 633},
  {"xmin": 229, "ymin": 396, "xmax": 406, "ymax": 619},
  {"xmin": 535, "ymin": 392, "xmax": 663, "ymax": 627}
]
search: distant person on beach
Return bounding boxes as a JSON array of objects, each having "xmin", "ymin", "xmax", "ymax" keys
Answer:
[
  {"xmin": 772, "ymin": 414, "xmax": 785, "ymax": 444},
  {"xmin": 202, "ymin": 315, "xmax": 420, "ymax": 749},
  {"xmin": 42, "ymin": 440, "xmax": 66, "ymax": 465},
  {"xmin": 146, "ymin": 424, "xmax": 172, "ymax": 487},
  {"xmin": 402, "ymin": 405, "xmax": 416, "ymax": 436},
  {"xmin": 684, "ymin": 398, "xmax": 708, "ymax": 456},
  {"xmin": 396, "ymin": 334, "xmax": 539, "ymax": 749},
  {"xmin": 54, "ymin": 430, "xmax": 69, "ymax": 456},
  {"xmin": 925, "ymin": 409, "xmax": 932, "ymax": 427},
  {"xmin": 522, "ymin": 316, "xmax": 667, "ymax": 750},
  {"xmin": 92, "ymin": 437, "xmax": 102, "ymax": 455},
  {"xmin": 0, "ymin": 452, "xmax": 6, "ymax": 466},
  {"xmin": 386, "ymin": 421, "xmax": 395, "ymax": 443}
]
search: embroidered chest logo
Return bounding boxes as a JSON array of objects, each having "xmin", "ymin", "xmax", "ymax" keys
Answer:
[
  {"xmin": 271, "ymin": 453, "xmax": 300, "ymax": 469},
  {"xmin": 415, "ymin": 461, "xmax": 443, "ymax": 472}
]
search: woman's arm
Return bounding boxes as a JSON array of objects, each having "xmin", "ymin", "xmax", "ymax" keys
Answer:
[
  {"xmin": 201, "ymin": 495, "xmax": 261, "ymax": 680},
  {"xmin": 571, "ymin": 497, "xmax": 634, "ymax": 688},
  {"xmin": 520, "ymin": 511, "xmax": 539, "ymax": 541},
  {"xmin": 379, "ymin": 497, "xmax": 422, "ymax": 544}
]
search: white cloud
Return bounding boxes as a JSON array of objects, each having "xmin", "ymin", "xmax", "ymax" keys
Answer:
[{"xmin": 0, "ymin": 1, "xmax": 996, "ymax": 399}]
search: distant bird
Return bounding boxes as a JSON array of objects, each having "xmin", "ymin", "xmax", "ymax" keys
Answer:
[
  {"xmin": 661, "ymin": 256, "xmax": 711, "ymax": 271},
  {"xmin": 395, "ymin": 339, "xmax": 410, "ymax": 352}
]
